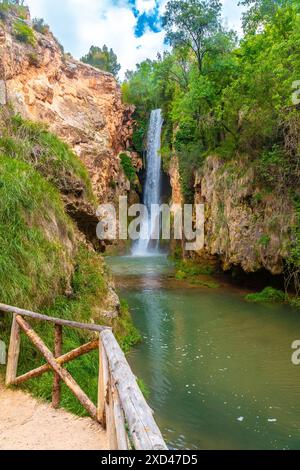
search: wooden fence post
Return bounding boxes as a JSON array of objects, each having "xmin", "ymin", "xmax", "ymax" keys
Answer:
[
  {"xmin": 97, "ymin": 333, "xmax": 109, "ymax": 426},
  {"xmin": 5, "ymin": 314, "xmax": 21, "ymax": 386},
  {"xmin": 52, "ymin": 324, "xmax": 62, "ymax": 409}
]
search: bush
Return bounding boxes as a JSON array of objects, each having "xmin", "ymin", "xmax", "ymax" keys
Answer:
[
  {"xmin": 245, "ymin": 287, "xmax": 285, "ymax": 304},
  {"xmin": 27, "ymin": 52, "xmax": 40, "ymax": 67},
  {"xmin": 120, "ymin": 153, "xmax": 136, "ymax": 183},
  {"xmin": 0, "ymin": 2, "xmax": 10, "ymax": 20},
  {"xmin": 32, "ymin": 17, "xmax": 49, "ymax": 35},
  {"xmin": 13, "ymin": 19, "xmax": 35, "ymax": 46}
]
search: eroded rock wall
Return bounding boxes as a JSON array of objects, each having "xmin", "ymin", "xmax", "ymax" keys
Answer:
[
  {"xmin": 170, "ymin": 155, "xmax": 294, "ymax": 275},
  {"xmin": 0, "ymin": 12, "xmax": 134, "ymax": 203}
]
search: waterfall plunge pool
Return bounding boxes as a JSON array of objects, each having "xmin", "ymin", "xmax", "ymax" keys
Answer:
[{"xmin": 106, "ymin": 255, "xmax": 300, "ymax": 450}]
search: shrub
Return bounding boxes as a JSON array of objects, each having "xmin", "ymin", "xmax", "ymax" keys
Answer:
[
  {"xmin": 32, "ymin": 17, "xmax": 49, "ymax": 35},
  {"xmin": 0, "ymin": 2, "xmax": 10, "ymax": 20},
  {"xmin": 0, "ymin": 1, "xmax": 27, "ymax": 21},
  {"xmin": 13, "ymin": 19, "xmax": 35, "ymax": 46},
  {"xmin": 120, "ymin": 153, "xmax": 136, "ymax": 183},
  {"xmin": 245, "ymin": 287, "xmax": 285, "ymax": 304},
  {"xmin": 27, "ymin": 52, "xmax": 40, "ymax": 67}
]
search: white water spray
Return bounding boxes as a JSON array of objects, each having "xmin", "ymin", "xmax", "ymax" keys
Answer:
[{"xmin": 133, "ymin": 109, "xmax": 163, "ymax": 256}]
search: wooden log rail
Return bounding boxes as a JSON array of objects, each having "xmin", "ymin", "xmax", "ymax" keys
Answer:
[{"xmin": 0, "ymin": 303, "xmax": 167, "ymax": 450}]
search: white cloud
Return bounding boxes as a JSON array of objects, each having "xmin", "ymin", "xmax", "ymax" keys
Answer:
[
  {"xmin": 135, "ymin": 0, "xmax": 157, "ymax": 13},
  {"xmin": 25, "ymin": 0, "xmax": 245, "ymax": 79},
  {"xmin": 26, "ymin": 0, "xmax": 166, "ymax": 79}
]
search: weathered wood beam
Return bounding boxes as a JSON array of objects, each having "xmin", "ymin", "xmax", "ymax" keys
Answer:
[
  {"xmin": 12, "ymin": 339, "xmax": 99, "ymax": 385},
  {"xmin": 5, "ymin": 314, "xmax": 21, "ymax": 386},
  {"xmin": 101, "ymin": 330, "xmax": 167, "ymax": 450},
  {"xmin": 97, "ymin": 335, "xmax": 109, "ymax": 426},
  {"xmin": 16, "ymin": 316, "xmax": 97, "ymax": 420},
  {"xmin": 0, "ymin": 303, "xmax": 112, "ymax": 333},
  {"xmin": 107, "ymin": 379, "xmax": 118, "ymax": 450},
  {"xmin": 113, "ymin": 386, "xmax": 129, "ymax": 450},
  {"xmin": 52, "ymin": 324, "xmax": 62, "ymax": 409}
]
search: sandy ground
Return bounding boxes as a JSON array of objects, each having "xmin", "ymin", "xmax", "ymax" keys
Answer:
[{"xmin": 0, "ymin": 382, "xmax": 108, "ymax": 450}]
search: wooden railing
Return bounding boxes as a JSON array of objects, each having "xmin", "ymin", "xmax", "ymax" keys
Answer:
[{"xmin": 0, "ymin": 303, "xmax": 167, "ymax": 450}]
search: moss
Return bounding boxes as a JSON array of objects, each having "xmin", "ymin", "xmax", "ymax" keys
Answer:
[
  {"xmin": 245, "ymin": 287, "xmax": 285, "ymax": 304},
  {"xmin": 258, "ymin": 235, "xmax": 271, "ymax": 248},
  {"xmin": 175, "ymin": 260, "xmax": 215, "ymax": 279},
  {"xmin": 190, "ymin": 279, "xmax": 220, "ymax": 288},
  {"xmin": 137, "ymin": 378, "xmax": 150, "ymax": 400},
  {"xmin": 13, "ymin": 20, "xmax": 36, "ymax": 46}
]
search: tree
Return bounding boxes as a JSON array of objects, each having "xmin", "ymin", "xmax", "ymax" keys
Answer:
[
  {"xmin": 162, "ymin": 0, "xmax": 223, "ymax": 73},
  {"xmin": 80, "ymin": 45, "xmax": 121, "ymax": 78},
  {"xmin": 239, "ymin": 0, "xmax": 293, "ymax": 33}
]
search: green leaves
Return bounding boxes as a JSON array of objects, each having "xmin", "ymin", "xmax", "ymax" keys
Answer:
[{"xmin": 80, "ymin": 45, "xmax": 121, "ymax": 78}]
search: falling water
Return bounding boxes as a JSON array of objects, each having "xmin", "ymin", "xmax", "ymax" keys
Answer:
[{"xmin": 133, "ymin": 109, "xmax": 163, "ymax": 256}]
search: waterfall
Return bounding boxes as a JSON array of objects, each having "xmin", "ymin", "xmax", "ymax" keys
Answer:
[{"xmin": 132, "ymin": 109, "xmax": 163, "ymax": 256}]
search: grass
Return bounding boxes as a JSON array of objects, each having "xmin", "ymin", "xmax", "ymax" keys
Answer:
[
  {"xmin": 245, "ymin": 287, "xmax": 285, "ymax": 304},
  {"xmin": 0, "ymin": 1, "xmax": 28, "ymax": 21},
  {"xmin": 0, "ymin": 156, "xmax": 74, "ymax": 310},
  {"xmin": 0, "ymin": 111, "xmax": 140, "ymax": 416},
  {"xmin": 0, "ymin": 245, "xmax": 141, "ymax": 416},
  {"xmin": 0, "ymin": 112, "xmax": 95, "ymax": 204}
]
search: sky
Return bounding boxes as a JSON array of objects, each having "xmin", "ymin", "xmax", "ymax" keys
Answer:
[{"xmin": 25, "ymin": 0, "xmax": 246, "ymax": 79}]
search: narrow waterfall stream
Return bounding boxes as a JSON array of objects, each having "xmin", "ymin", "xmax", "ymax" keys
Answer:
[{"xmin": 132, "ymin": 109, "xmax": 163, "ymax": 256}]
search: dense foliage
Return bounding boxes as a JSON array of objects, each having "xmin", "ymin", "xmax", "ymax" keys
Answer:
[
  {"xmin": 81, "ymin": 45, "xmax": 121, "ymax": 78},
  {"xmin": 123, "ymin": 0, "xmax": 300, "ymax": 289}
]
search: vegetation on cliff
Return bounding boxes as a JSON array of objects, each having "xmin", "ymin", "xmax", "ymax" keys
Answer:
[
  {"xmin": 123, "ymin": 0, "xmax": 300, "ymax": 294},
  {"xmin": 0, "ymin": 107, "xmax": 139, "ymax": 414}
]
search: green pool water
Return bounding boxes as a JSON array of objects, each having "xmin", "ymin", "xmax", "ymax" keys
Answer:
[{"xmin": 106, "ymin": 255, "xmax": 300, "ymax": 450}]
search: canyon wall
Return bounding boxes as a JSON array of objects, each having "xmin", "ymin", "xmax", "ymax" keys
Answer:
[
  {"xmin": 0, "ymin": 10, "xmax": 134, "ymax": 204},
  {"xmin": 170, "ymin": 155, "xmax": 294, "ymax": 275}
]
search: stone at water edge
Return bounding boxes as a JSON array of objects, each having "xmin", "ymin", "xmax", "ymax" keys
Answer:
[{"xmin": 0, "ymin": 340, "xmax": 6, "ymax": 365}]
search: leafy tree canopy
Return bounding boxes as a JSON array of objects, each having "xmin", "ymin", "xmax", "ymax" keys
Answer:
[{"xmin": 81, "ymin": 45, "xmax": 121, "ymax": 78}]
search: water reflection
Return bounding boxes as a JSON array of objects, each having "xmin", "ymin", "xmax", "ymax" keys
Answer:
[{"xmin": 107, "ymin": 256, "xmax": 300, "ymax": 450}]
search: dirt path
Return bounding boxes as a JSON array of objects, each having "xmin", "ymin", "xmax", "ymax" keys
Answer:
[{"xmin": 0, "ymin": 382, "xmax": 108, "ymax": 450}]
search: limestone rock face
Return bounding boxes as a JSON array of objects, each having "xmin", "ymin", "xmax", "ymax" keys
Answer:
[
  {"xmin": 195, "ymin": 156, "xmax": 294, "ymax": 274},
  {"xmin": 169, "ymin": 155, "xmax": 294, "ymax": 275},
  {"xmin": 0, "ymin": 14, "xmax": 135, "ymax": 203}
]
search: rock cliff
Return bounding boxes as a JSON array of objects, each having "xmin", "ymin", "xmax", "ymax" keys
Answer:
[
  {"xmin": 169, "ymin": 155, "xmax": 294, "ymax": 275},
  {"xmin": 0, "ymin": 9, "xmax": 134, "ymax": 204}
]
